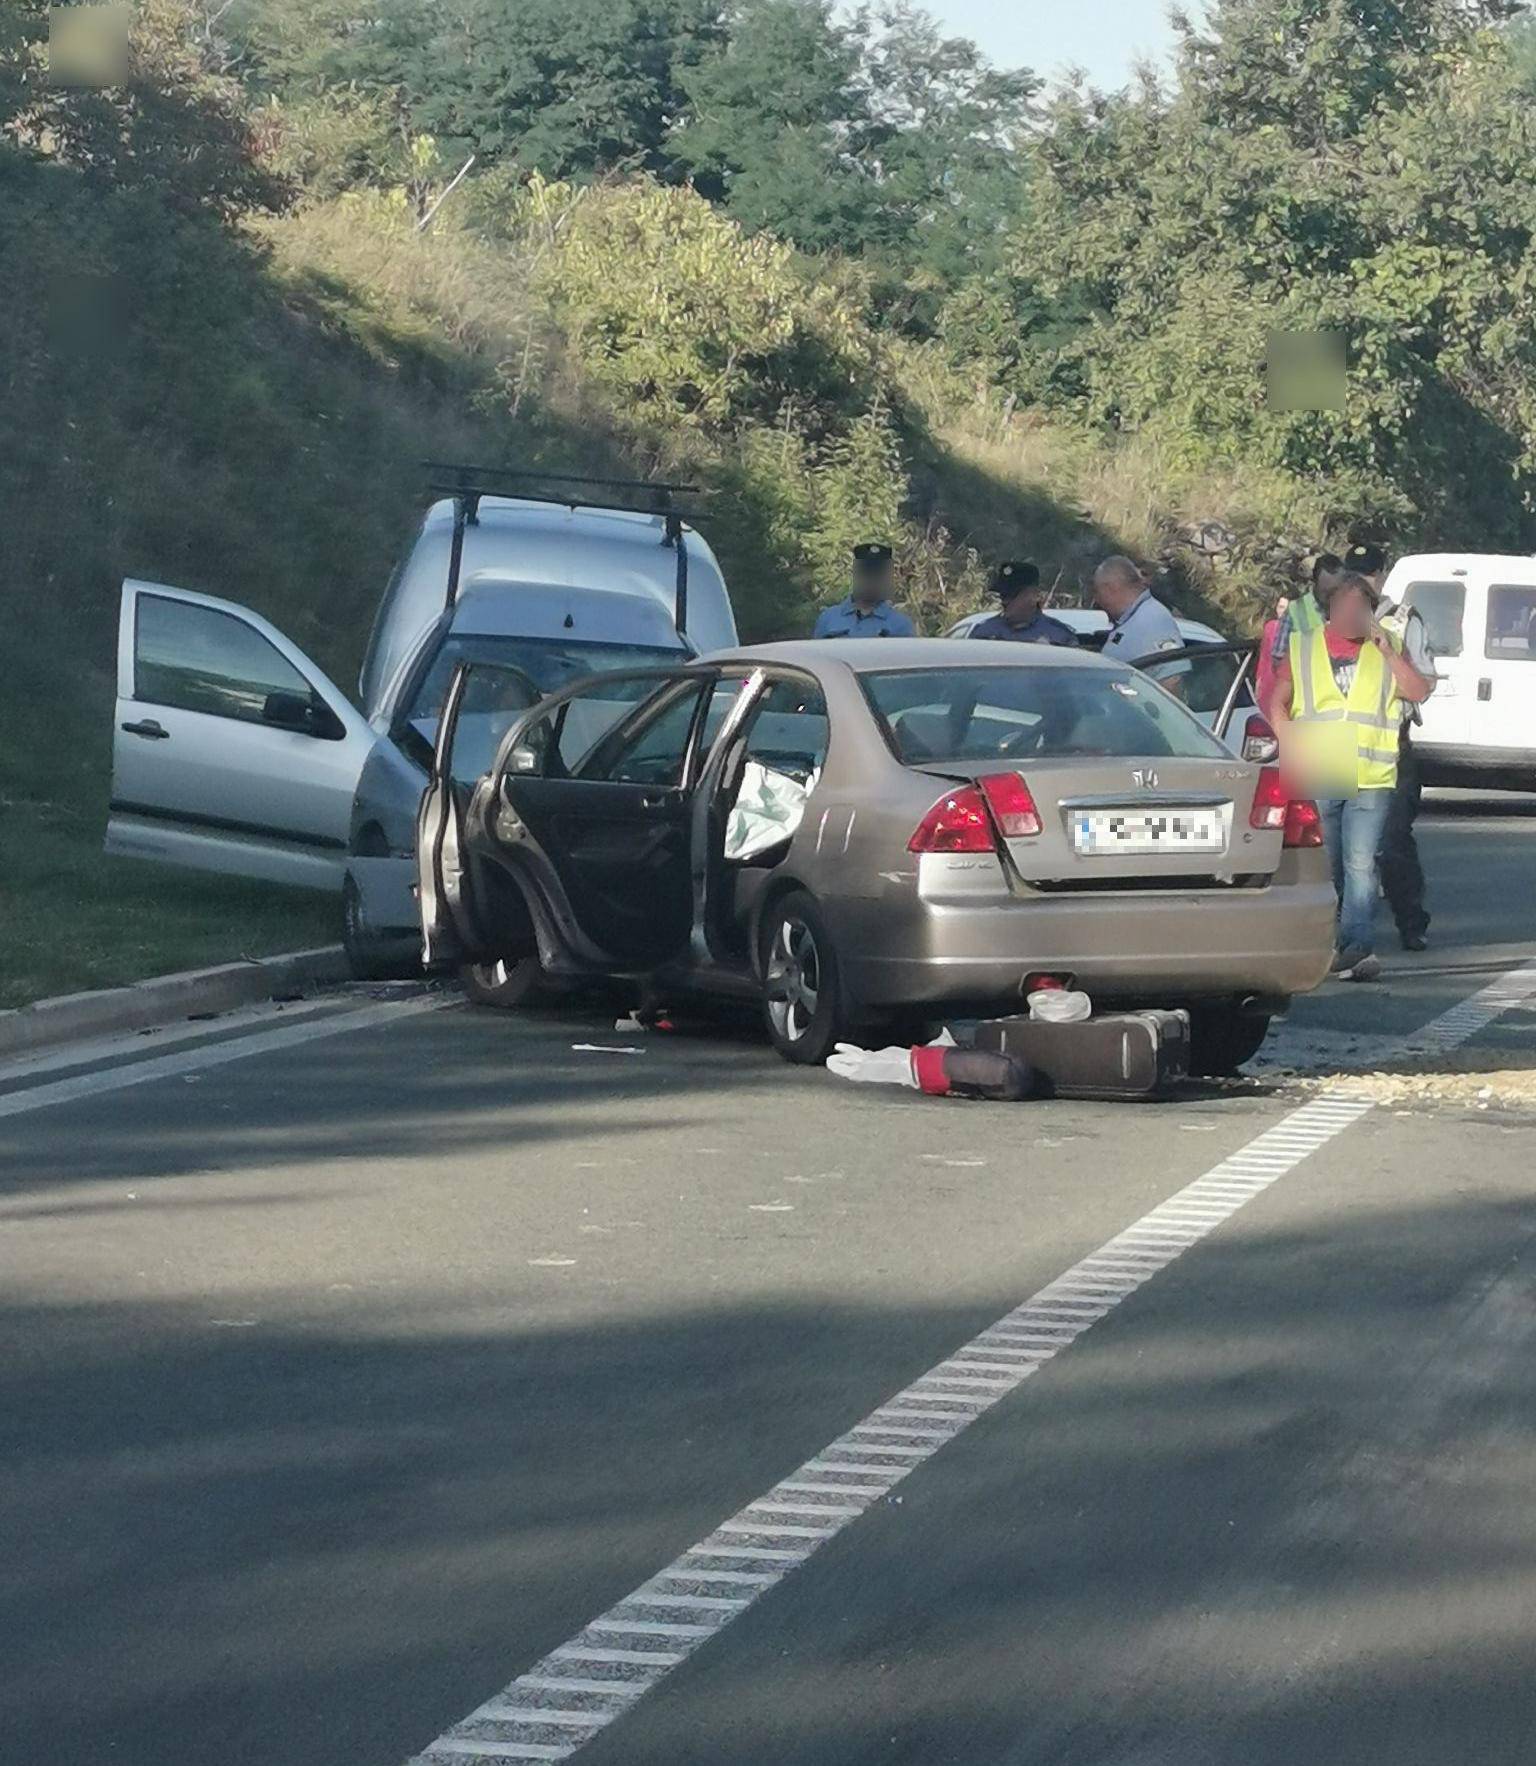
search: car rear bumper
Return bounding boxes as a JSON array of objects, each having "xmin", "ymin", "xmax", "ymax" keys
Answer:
[{"xmin": 834, "ymin": 872, "xmax": 1337, "ymax": 1011}]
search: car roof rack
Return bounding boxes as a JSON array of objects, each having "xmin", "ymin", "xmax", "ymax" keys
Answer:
[
  {"xmin": 423, "ymin": 461, "xmax": 705, "ymax": 520},
  {"xmin": 424, "ymin": 463, "xmax": 707, "ymax": 638}
]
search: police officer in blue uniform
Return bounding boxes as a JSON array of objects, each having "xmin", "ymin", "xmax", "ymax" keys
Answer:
[
  {"xmin": 812, "ymin": 543, "xmax": 916, "ymax": 638},
  {"xmin": 967, "ymin": 560, "xmax": 1078, "ymax": 646}
]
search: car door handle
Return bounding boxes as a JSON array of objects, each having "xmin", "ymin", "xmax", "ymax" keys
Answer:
[
  {"xmin": 639, "ymin": 791, "xmax": 672, "ymax": 810},
  {"xmin": 121, "ymin": 718, "xmax": 170, "ymax": 740},
  {"xmin": 1478, "ymin": 678, "xmax": 1493, "ymax": 702}
]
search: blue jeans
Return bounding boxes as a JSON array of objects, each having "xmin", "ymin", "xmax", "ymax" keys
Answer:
[{"xmin": 1318, "ymin": 791, "xmax": 1392, "ymax": 954}]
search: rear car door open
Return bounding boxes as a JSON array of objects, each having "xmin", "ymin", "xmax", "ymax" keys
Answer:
[{"xmin": 494, "ymin": 669, "xmax": 717, "ymax": 969}]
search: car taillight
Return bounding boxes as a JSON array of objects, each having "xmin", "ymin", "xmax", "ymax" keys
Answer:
[
  {"xmin": 978, "ymin": 772, "xmax": 1042, "ymax": 838},
  {"xmin": 1249, "ymin": 766, "xmax": 1289, "ymax": 831},
  {"xmin": 1257, "ymin": 769, "xmax": 1292, "ymax": 830},
  {"xmin": 1250, "ymin": 767, "xmax": 1325, "ymax": 847},
  {"xmin": 1283, "ymin": 797, "xmax": 1324, "ymax": 848},
  {"xmin": 1241, "ymin": 714, "xmax": 1279, "ymax": 764},
  {"xmin": 908, "ymin": 786, "xmax": 995, "ymax": 853}
]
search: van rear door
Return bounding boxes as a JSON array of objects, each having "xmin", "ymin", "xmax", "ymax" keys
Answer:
[
  {"xmin": 1477, "ymin": 577, "xmax": 1536, "ymax": 763},
  {"xmin": 108, "ymin": 581, "xmax": 377, "ymax": 890}
]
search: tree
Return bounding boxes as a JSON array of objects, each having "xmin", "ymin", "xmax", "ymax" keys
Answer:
[
  {"xmin": 672, "ymin": 0, "xmax": 876, "ymax": 251},
  {"xmin": 857, "ymin": 2, "xmax": 1037, "ymax": 282},
  {"xmin": 999, "ymin": 0, "xmax": 1536, "ymax": 549},
  {"xmin": 672, "ymin": 0, "xmax": 1036, "ymax": 281},
  {"xmin": 3, "ymin": 0, "xmax": 285, "ymax": 216}
]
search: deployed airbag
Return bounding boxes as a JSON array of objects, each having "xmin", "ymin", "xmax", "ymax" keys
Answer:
[{"xmin": 724, "ymin": 762, "xmax": 818, "ymax": 862}]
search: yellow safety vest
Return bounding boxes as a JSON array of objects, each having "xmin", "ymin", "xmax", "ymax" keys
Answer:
[
  {"xmin": 1289, "ymin": 590, "xmax": 1323, "ymax": 636},
  {"xmin": 1286, "ymin": 625, "xmax": 1401, "ymax": 795}
]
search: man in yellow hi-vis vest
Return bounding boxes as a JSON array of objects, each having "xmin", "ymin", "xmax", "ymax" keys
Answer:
[{"xmin": 1264, "ymin": 572, "xmax": 1433, "ymax": 981}]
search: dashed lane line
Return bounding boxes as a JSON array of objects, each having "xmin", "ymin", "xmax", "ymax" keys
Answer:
[
  {"xmin": 403, "ymin": 960, "xmax": 1536, "ymax": 1766},
  {"xmin": 0, "ymin": 996, "xmax": 455, "ymax": 1121}
]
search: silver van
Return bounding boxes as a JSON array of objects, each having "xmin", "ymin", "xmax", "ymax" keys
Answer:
[
  {"xmin": 1385, "ymin": 552, "xmax": 1536, "ymax": 790},
  {"xmin": 106, "ymin": 470, "xmax": 738, "ymax": 978}
]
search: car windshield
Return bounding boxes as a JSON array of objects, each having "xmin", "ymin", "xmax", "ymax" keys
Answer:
[
  {"xmin": 399, "ymin": 634, "xmax": 685, "ymax": 770},
  {"xmin": 862, "ymin": 664, "xmax": 1231, "ymax": 765}
]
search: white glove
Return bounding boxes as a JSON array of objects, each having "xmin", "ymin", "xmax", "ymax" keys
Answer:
[{"xmin": 826, "ymin": 1043, "xmax": 919, "ymax": 1087}]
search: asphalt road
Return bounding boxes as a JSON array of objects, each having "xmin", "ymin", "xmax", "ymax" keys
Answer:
[{"xmin": 4, "ymin": 793, "xmax": 1536, "ymax": 1766}]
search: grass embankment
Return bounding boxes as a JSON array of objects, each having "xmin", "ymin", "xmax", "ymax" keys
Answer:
[{"xmin": 1, "ymin": 171, "xmax": 528, "ymax": 1008}]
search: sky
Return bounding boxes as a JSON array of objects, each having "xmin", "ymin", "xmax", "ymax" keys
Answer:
[{"xmin": 925, "ymin": 0, "xmax": 1185, "ymax": 90}]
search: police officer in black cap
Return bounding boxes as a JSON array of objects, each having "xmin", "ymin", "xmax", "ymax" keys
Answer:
[
  {"xmin": 812, "ymin": 543, "xmax": 916, "ymax": 637},
  {"xmin": 967, "ymin": 561, "xmax": 1078, "ymax": 646}
]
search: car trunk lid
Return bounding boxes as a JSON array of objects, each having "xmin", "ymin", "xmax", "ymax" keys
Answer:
[{"xmin": 912, "ymin": 757, "xmax": 1283, "ymax": 888}]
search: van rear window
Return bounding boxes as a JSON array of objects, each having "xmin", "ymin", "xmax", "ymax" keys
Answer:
[{"xmin": 1401, "ymin": 582, "xmax": 1464, "ymax": 658}]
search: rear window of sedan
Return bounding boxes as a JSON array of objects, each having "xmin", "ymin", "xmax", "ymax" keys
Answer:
[{"xmin": 862, "ymin": 665, "xmax": 1230, "ymax": 765}]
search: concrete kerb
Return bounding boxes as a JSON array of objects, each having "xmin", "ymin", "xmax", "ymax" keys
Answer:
[{"xmin": 0, "ymin": 947, "xmax": 352, "ymax": 1059}]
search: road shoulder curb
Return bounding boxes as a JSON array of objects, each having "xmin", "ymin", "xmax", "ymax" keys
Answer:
[{"xmin": 0, "ymin": 947, "xmax": 351, "ymax": 1059}]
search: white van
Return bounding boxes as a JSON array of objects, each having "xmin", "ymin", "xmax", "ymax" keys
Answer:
[
  {"xmin": 106, "ymin": 469, "xmax": 738, "ymax": 976},
  {"xmin": 1383, "ymin": 553, "xmax": 1536, "ymax": 790}
]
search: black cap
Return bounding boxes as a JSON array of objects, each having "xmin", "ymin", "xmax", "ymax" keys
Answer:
[
  {"xmin": 852, "ymin": 542, "xmax": 893, "ymax": 567},
  {"xmin": 1344, "ymin": 542, "xmax": 1386, "ymax": 575},
  {"xmin": 992, "ymin": 559, "xmax": 1041, "ymax": 596}
]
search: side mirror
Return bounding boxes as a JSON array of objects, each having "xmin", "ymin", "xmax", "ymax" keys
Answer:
[
  {"xmin": 506, "ymin": 743, "xmax": 541, "ymax": 775},
  {"xmin": 263, "ymin": 689, "xmax": 345, "ymax": 740},
  {"xmin": 263, "ymin": 689, "xmax": 314, "ymax": 731}
]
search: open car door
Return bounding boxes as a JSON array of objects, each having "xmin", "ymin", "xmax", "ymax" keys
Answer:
[
  {"xmin": 1136, "ymin": 641, "xmax": 1275, "ymax": 760},
  {"xmin": 415, "ymin": 660, "xmax": 545, "ymax": 969},
  {"xmin": 491, "ymin": 666, "xmax": 724, "ymax": 971},
  {"xmin": 107, "ymin": 580, "xmax": 377, "ymax": 890}
]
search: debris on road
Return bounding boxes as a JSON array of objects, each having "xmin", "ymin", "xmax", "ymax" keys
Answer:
[
  {"xmin": 827, "ymin": 1040, "xmax": 1036, "ymax": 1100},
  {"xmin": 1310, "ymin": 1062, "xmax": 1536, "ymax": 1111}
]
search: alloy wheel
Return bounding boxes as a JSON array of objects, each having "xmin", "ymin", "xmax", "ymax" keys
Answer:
[{"xmin": 765, "ymin": 913, "xmax": 821, "ymax": 1046}]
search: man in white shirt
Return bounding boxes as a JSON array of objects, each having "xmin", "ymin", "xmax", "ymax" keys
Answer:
[{"xmin": 1093, "ymin": 556, "xmax": 1186, "ymax": 665}]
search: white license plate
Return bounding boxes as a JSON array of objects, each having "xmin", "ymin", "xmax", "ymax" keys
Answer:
[{"xmin": 1071, "ymin": 807, "xmax": 1225, "ymax": 856}]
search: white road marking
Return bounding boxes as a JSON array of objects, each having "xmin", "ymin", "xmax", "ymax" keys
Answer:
[
  {"xmin": 516, "ymin": 1678, "xmax": 644, "ymax": 1699},
  {"xmin": 0, "ymin": 996, "xmax": 454, "ymax": 1121},
  {"xmin": 0, "ymin": 996, "xmax": 344, "ymax": 1086},
  {"xmin": 403, "ymin": 961, "xmax": 1536, "ymax": 1766}
]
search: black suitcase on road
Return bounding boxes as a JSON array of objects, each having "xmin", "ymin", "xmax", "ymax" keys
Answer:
[{"xmin": 974, "ymin": 1009, "xmax": 1190, "ymax": 1100}]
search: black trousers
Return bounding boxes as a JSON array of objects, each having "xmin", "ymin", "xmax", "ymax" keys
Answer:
[{"xmin": 1379, "ymin": 728, "xmax": 1429, "ymax": 940}]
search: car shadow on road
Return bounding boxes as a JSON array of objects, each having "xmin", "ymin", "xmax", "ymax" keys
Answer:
[{"xmin": 0, "ymin": 997, "xmax": 1292, "ymax": 1201}]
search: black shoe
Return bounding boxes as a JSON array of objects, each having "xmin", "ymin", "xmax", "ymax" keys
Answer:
[{"xmin": 1401, "ymin": 932, "xmax": 1428, "ymax": 952}]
